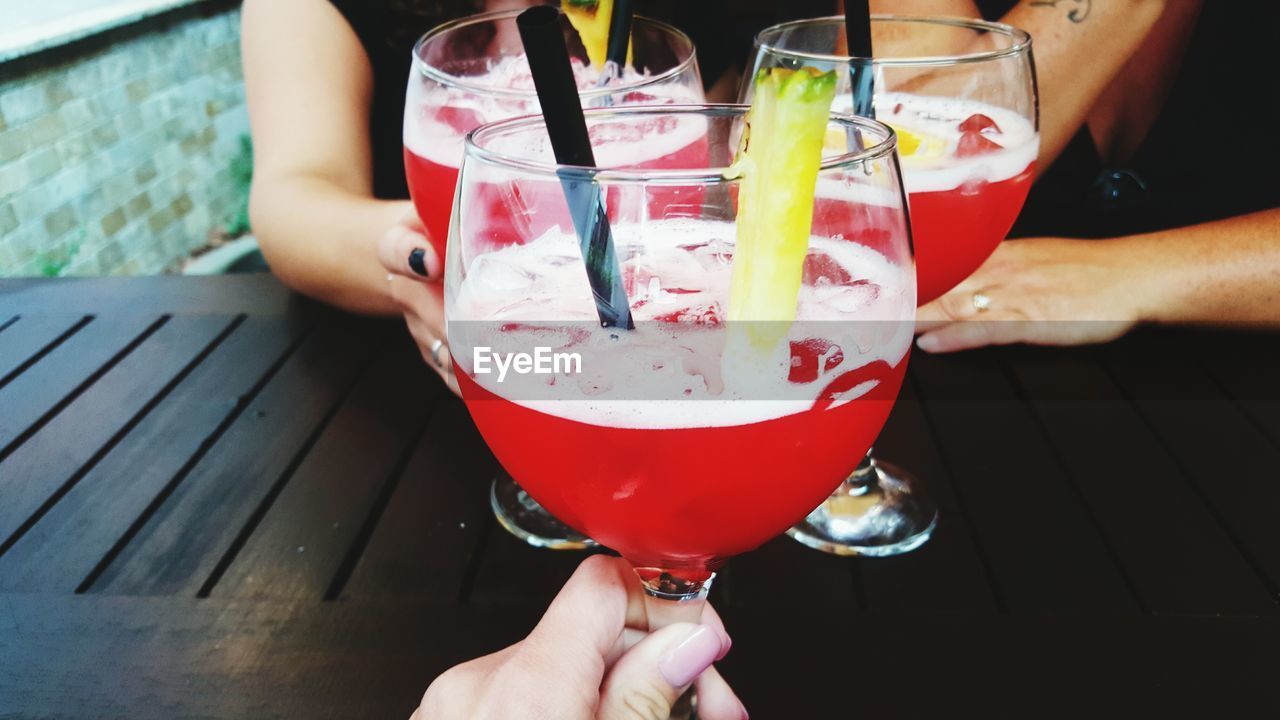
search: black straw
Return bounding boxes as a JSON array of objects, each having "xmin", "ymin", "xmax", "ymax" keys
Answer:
[
  {"xmin": 605, "ymin": 0, "xmax": 634, "ymax": 70},
  {"xmin": 518, "ymin": 6, "xmax": 633, "ymax": 329},
  {"xmin": 845, "ymin": 0, "xmax": 875, "ymax": 119}
]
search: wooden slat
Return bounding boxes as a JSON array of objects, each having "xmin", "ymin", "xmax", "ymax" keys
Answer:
[
  {"xmin": 467, "ymin": 514, "xmax": 606, "ymax": 608},
  {"xmin": 340, "ymin": 396, "xmax": 499, "ymax": 602},
  {"xmin": 691, "ymin": 387, "xmax": 963, "ymax": 614},
  {"xmin": 0, "ymin": 594, "xmax": 541, "ymax": 720},
  {"xmin": 0, "ymin": 316, "xmax": 235, "ymax": 550},
  {"xmin": 1008, "ymin": 345, "xmax": 1277, "ymax": 616},
  {"xmin": 1, "ymin": 594, "xmax": 1277, "ymax": 719},
  {"xmin": 716, "ymin": 609, "xmax": 1280, "ymax": 718},
  {"xmin": 0, "ymin": 315, "xmax": 160, "ymax": 458},
  {"xmin": 87, "ymin": 319, "xmax": 382, "ymax": 597},
  {"xmin": 725, "ymin": 535, "xmax": 858, "ymax": 611},
  {"xmin": 856, "ymin": 370, "xmax": 999, "ymax": 613},
  {"xmin": 1104, "ymin": 333, "xmax": 1280, "ymax": 601},
  {"xmin": 0, "ymin": 314, "xmax": 86, "ymax": 385},
  {"xmin": 910, "ymin": 349, "xmax": 1138, "ymax": 613},
  {"xmin": 0, "ymin": 275, "xmax": 302, "ymax": 315},
  {"xmin": 0, "ymin": 315, "xmax": 310, "ymax": 594},
  {"xmin": 211, "ymin": 339, "xmax": 440, "ymax": 600},
  {"xmin": 1202, "ymin": 332, "xmax": 1280, "ymax": 447}
]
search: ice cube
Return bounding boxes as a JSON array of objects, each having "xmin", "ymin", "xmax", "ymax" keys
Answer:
[
  {"xmin": 788, "ymin": 338, "xmax": 846, "ymax": 384},
  {"xmin": 541, "ymin": 253, "xmax": 577, "ymax": 267},
  {"xmin": 621, "ymin": 91, "xmax": 660, "ymax": 104},
  {"xmin": 653, "ymin": 302, "xmax": 722, "ymax": 326},
  {"xmin": 959, "ymin": 113, "xmax": 1003, "ymax": 135},
  {"xmin": 827, "ymin": 280, "xmax": 880, "ymax": 313},
  {"xmin": 470, "ymin": 255, "xmax": 536, "ymax": 291},
  {"xmin": 435, "ymin": 106, "xmax": 484, "ymax": 134},
  {"xmin": 690, "ymin": 238, "xmax": 733, "ymax": 271},
  {"xmin": 956, "ymin": 131, "xmax": 1004, "ymax": 158},
  {"xmin": 803, "ymin": 251, "xmax": 854, "ymax": 286}
]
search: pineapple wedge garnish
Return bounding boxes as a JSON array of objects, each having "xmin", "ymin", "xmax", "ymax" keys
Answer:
[
  {"xmin": 727, "ymin": 66, "xmax": 838, "ymax": 347},
  {"xmin": 561, "ymin": 0, "xmax": 631, "ymax": 69}
]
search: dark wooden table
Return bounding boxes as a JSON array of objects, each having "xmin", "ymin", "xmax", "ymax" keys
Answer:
[{"xmin": 1, "ymin": 275, "xmax": 1277, "ymax": 718}]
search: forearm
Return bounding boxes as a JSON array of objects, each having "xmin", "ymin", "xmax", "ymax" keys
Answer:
[
  {"xmin": 1121, "ymin": 209, "xmax": 1280, "ymax": 327},
  {"xmin": 867, "ymin": 0, "xmax": 980, "ymax": 14},
  {"xmin": 251, "ymin": 174, "xmax": 408, "ymax": 315},
  {"xmin": 866, "ymin": 1, "xmax": 1163, "ymax": 172},
  {"xmin": 1001, "ymin": 0, "xmax": 1165, "ymax": 170}
]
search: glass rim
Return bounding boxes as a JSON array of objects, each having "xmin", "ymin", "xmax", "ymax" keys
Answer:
[
  {"xmin": 755, "ymin": 14, "xmax": 1033, "ymax": 68},
  {"xmin": 464, "ymin": 103, "xmax": 898, "ymax": 184},
  {"xmin": 411, "ymin": 8, "xmax": 699, "ymax": 101}
]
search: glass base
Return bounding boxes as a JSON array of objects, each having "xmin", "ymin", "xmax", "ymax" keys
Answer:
[
  {"xmin": 490, "ymin": 475, "xmax": 596, "ymax": 551},
  {"xmin": 787, "ymin": 457, "xmax": 937, "ymax": 557}
]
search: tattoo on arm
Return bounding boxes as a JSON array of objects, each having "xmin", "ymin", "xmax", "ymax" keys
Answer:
[{"xmin": 1030, "ymin": 0, "xmax": 1092, "ymax": 23}]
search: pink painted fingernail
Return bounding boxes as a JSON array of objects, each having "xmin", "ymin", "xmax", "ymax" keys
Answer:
[
  {"xmin": 659, "ymin": 625, "xmax": 722, "ymax": 688},
  {"xmin": 916, "ymin": 334, "xmax": 940, "ymax": 352},
  {"xmin": 715, "ymin": 630, "xmax": 732, "ymax": 661}
]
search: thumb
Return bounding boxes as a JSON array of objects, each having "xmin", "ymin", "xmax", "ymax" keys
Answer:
[{"xmin": 597, "ymin": 623, "xmax": 727, "ymax": 720}]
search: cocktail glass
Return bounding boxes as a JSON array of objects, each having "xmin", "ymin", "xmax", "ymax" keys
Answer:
[
  {"xmin": 745, "ymin": 15, "xmax": 1039, "ymax": 556},
  {"xmin": 405, "ymin": 6, "xmax": 703, "ymax": 549},
  {"xmin": 445, "ymin": 105, "xmax": 914, "ymax": 712}
]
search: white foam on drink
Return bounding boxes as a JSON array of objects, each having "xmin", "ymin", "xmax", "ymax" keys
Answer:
[
  {"xmin": 450, "ymin": 218, "xmax": 915, "ymax": 429},
  {"xmin": 482, "ymin": 109, "xmax": 710, "ymax": 171},
  {"xmin": 814, "ymin": 166, "xmax": 904, "ymax": 208},
  {"xmin": 831, "ymin": 93, "xmax": 1039, "ymax": 194},
  {"xmin": 405, "ymin": 54, "xmax": 703, "ymax": 169}
]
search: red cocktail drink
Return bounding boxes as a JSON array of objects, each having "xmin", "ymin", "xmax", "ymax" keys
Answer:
[
  {"xmin": 908, "ymin": 169, "xmax": 1033, "ymax": 302},
  {"xmin": 746, "ymin": 15, "xmax": 1041, "ymax": 557},
  {"xmin": 406, "ymin": 12, "xmax": 704, "ymax": 261},
  {"xmin": 457, "ymin": 359, "xmax": 904, "ymax": 568},
  {"xmin": 862, "ymin": 94, "xmax": 1039, "ymax": 304},
  {"xmin": 406, "ymin": 89, "xmax": 708, "ymax": 260},
  {"xmin": 404, "ymin": 147, "xmax": 458, "ymax": 259},
  {"xmin": 450, "ymin": 215, "xmax": 915, "ymax": 572},
  {"xmin": 409, "ymin": 10, "xmax": 706, "ymax": 552}
]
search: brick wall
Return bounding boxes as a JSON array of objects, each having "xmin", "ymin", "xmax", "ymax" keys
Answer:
[{"xmin": 0, "ymin": 2, "xmax": 248, "ymax": 277}]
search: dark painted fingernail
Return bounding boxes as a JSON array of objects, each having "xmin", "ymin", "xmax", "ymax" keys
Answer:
[{"xmin": 408, "ymin": 248, "xmax": 428, "ymax": 277}]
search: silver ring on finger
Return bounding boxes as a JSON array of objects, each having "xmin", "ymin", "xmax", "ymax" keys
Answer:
[
  {"xmin": 429, "ymin": 338, "xmax": 446, "ymax": 368},
  {"xmin": 971, "ymin": 291, "xmax": 992, "ymax": 314}
]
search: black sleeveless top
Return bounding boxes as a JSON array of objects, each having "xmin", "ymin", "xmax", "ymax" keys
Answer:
[
  {"xmin": 977, "ymin": 0, "xmax": 1280, "ymax": 239},
  {"xmin": 329, "ymin": 0, "xmax": 1280, "ymax": 238},
  {"xmin": 326, "ymin": 0, "xmax": 759, "ymax": 201},
  {"xmin": 324, "ymin": 1, "xmax": 480, "ymax": 200}
]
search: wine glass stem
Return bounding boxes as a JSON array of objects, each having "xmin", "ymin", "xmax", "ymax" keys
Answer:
[
  {"xmin": 849, "ymin": 449, "xmax": 877, "ymax": 488},
  {"xmin": 634, "ymin": 570, "xmax": 716, "ymax": 720},
  {"xmin": 641, "ymin": 586, "xmax": 709, "ymax": 627}
]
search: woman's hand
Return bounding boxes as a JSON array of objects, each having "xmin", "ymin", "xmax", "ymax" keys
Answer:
[
  {"xmin": 376, "ymin": 209, "xmax": 457, "ymax": 394},
  {"xmin": 915, "ymin": 237, "xmax": 1150, "ymax": 352},
  {"xmin": 411, "ymin": 555, "xmax": 746, "ymax": 720}
]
